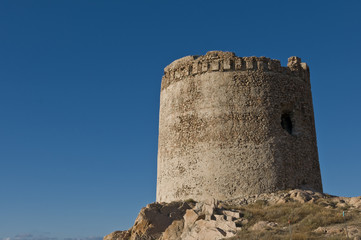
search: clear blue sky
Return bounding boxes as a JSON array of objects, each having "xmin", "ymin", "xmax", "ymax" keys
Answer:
[{"xmin": 1, "ymin": 1, "xmax": 360, "ymax": 239}]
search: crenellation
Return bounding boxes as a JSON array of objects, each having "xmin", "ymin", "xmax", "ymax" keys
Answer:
[
  {"xmin": 301, "ymin": 62, "xmax": 310, "ymax": 82},
  {"xmin": 234, "ymin": 57, "xmax": 244, "ymax": 70},
  {"xmin": 192, "ymin": 62, "xmax": 199, "ymax": 75},
  {"xmin": 206, "ymin": 50, "xmax": 235, "ymax": 59},
  {"xmin": 287, "ymin": 56, "xmax": 304, "ymax": 77},
  {"xmin": 164, "ymin": 55, "xmax": 198, "ymax": 72},
  {"xmin": 201, "ymin": 61, "xmax": 208, "ymax": 72},
  {"xmin": 169, "ymin": 70, "xmax": 174, "ymax": 80},
  {"xmin": 181, "ymin": 65, "xmax": 189, "ymax": 77},
  {"xmin": 223, "ymin": 58, "xmax": 232, "ymax": 70},
  {"xmin": 161, "ymin": 52, "xmax": 310, "ymax": 91},
  {"xmin": 174, "ymin": 69, "xmax": 181, "ymax": 79},
  {"xmin": 288, "ymin": 56, "xmax": 302, "ymax": 66},
  {"xmin": 300, "ymin": 62, "xmax": 309, "ymax": 71},
  {"xmin": 160, "ymin": 75, "xmax": 167, "ymax": 90},
  {"xmin": 257, "ymin": 57, "xmax": 269, "ymax": 71},
  {"xmin": 268, "ymin": 59, "xmax": 281, "ymax": 72},
  {"xmin": 210, "ymin": 60, "xmax": 219, "ymax": 71},
  {"xmin": 243, "ymin": 57, "xmax": 256, "ymax": 70},
  {"xmin": 157, "ymin": 51, "xmax": 322, "ymax": 203}
]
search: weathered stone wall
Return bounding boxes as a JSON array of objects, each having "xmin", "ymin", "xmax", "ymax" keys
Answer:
[{"xmin": 156, "ymin": 51, "xmax": 322, "ymax": 203}]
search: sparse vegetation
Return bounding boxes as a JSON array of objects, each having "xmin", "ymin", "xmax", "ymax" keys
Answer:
[
  {"xmin": 105, "ymin": 190, "xmax": 361, "ymax": 240},
  {"xmin": 184, "ymin": 198, "xmax": 197, "ymax": 208},
  {"xmin": 225, "ymin": 199, "xmax": 361, "ymax": 240},
  {"xmin": 184, "ymin": 198, "xmax": 196, "ymax": 204}
]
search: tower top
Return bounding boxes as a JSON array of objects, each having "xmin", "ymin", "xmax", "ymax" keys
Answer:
[{"xmin": 161, "ymin": 51, "xmax": 309, "ymax": 91}]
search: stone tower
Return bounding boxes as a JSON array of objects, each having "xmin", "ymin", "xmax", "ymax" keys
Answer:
[{"xmin": 156, "ymin": 51, "xmax": 322, "ymax": 203}]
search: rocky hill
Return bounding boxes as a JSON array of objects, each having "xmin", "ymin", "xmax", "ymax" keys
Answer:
[{"xmin": 104, "ymin": 189, "xmax": 361, "ymax": 240}]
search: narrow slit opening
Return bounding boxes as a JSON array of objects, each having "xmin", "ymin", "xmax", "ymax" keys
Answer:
[{"xmin": 281, "ymin": 112, "xmax": 293, "ymax": 135}]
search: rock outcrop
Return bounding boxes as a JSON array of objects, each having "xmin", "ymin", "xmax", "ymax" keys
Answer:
[{"xmin": 104, "ymin": 189, "xmax": 361, "ymax": 240}]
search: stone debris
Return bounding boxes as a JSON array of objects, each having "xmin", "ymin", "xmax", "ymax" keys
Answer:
[
  {"xmin": 161, "ymin": 220, "xmax": 184, "ymax": 240},
  {"xmin": 104, "ymin": 189, "xmax": 361, "ymax": 240},
  {"xmin": 222, "ymin": 210, "xmax": 241, "ymax": 220},
  {"xmin": 250, "ymin": 221, "xmax": 278, "ymax": 231},
  {"xmin": 103, "ymin": 231, "xmax": 130, "ymax": 240},
  {"xmin": 314, "ymin": 225, "xmax": 361, "ymax": 239},
  {"xmin": 104, "ymin": 201, "xmax": 191, "ymax": 240},
  {"xmin": 183, "ymin": 209, "xmax": 198, "ymax": 229},
  {"xmin": 202, "ymin": 199, "xmax": 216, "ymax": 221}
]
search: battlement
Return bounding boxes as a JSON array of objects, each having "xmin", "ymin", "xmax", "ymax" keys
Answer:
[
  {"xmin": 162, "ymin": 51, "xmax": 310, "ymax": 90},
  {"xmin": 157, "ymin": 51, "xmax": 322, "ymax": 203}
]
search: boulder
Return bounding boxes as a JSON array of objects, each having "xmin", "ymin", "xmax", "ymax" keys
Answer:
[
  {"xmin": 183, "ymin": 209, "xmax": 198, "ymax": 229},
  {"xmin": 129, "ymin": 202, "xmax": 191, "ymax": 240},
  {"xmin": 289, "ymin": 189, "xmax": 312, "ymax": 203},
  {"xmin": 181, "ymin": 220, "xmax": 236, "ymax": 240},
  {"xmin": 222, "ymin": 210, "xmax": 241, "ymax": 220},
  {"xmin": 103, "ymin": 231, "xmax": 130, "ymax": 240},
  {"xmin": 161, "ymin": 220, "xmax": 184, "ymax": 240},
  {"xmin": 250, "ymin": 221, "xmax": 278, "ymax": 231}
]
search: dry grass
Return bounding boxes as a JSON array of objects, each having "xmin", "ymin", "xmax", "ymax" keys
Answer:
[{"xmin": 224, "ymin": 199, "xmax": 360, "ymax": 240}]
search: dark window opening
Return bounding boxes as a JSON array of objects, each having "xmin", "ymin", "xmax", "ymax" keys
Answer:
[{"xmin": 281, "ymin": 112, "xmax": 293, "ymax": 135}]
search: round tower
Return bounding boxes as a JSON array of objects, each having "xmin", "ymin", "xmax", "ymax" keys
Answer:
[{"xmin": 156, "ymin": 51, "xmax": 322, "ymax": 203}]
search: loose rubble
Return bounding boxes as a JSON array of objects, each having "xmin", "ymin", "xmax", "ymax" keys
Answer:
[{"xmin": 104, "ymin": 189, "xmax": 361, "ymax": 240}]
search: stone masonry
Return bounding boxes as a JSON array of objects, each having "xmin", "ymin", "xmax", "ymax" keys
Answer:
[{"xmin": 156, "ymin": 51, "xmax": 322, "ymax": 203}]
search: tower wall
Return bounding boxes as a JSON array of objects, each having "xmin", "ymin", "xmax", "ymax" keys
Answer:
[{"xmin": 156, "ymin": 51, "xmax": 322, "ymax": 203}]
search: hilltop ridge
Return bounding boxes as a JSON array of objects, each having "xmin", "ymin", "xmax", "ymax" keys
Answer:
[{"xmin": 104, "ymin": 189, "xmax": 361, "ymax": 240}]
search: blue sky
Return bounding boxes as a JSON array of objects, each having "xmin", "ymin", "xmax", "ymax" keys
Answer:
[{"xmin": 0, "ymin": 0, "xmax": 360, "ymax": 239}]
